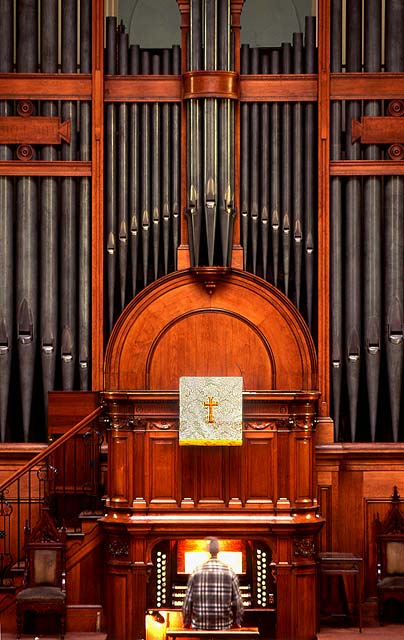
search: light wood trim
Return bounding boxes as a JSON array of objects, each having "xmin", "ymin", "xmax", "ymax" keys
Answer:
[
  {"xmin": 0, "ymin": 73, "xmax": 92, "ymax": 99},
  {"xmin": 239, "ymin": 75, "xmax": 317, "ymax": 102},
  {"xmin": 183, "ymin": 70, "xmax": 239, "ymax": 99},
  {"xmin": 0, "ymin": 161, "xmax": 91, "ymax": 176},
  {"xmin": 91, "ymin": 0, "xmax": 104, "ymax": 390},
  {"xmin": 317, "ymin": 0, "xmax": 330, "ymax": 418},
  {"xmin": 330, "ymin": 160, "xmax": 404, "ymax": 175},
  {"xmin": 104, "ymin": 76, "xmax": 182, "ymax": 102},
  {"xmin": 330, "ymin": 72, "xmax": 404, "ymax": 99}
]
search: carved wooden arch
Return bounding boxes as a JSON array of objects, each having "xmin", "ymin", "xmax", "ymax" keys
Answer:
[{"xmin": 104, "ymin": 269, "xmax": 318, "ymax": 391}]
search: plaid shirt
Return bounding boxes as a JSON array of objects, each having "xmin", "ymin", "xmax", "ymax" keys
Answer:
[{"xmin": 182, "ymin": 558, "xmax": 244, "ymax": 630}]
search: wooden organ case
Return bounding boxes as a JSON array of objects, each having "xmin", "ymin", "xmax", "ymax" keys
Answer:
[{"xmin": 101, "ymin": 270, "xmax": 323, "ymax": 640}]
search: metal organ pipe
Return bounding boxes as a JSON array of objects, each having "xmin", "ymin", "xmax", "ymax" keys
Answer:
[
  {"xmin": 187, "ymin": 0, "xmax": 233, "ymax": 267},
  {"xmin": 270, "ymin": 50, "xmax": 281, "ymax": 287},
  {"xmin": 304, "ymin": 16, "xmax": 316, "ymax": 329},
  {"xmin": 240, "ymin": 44, "xmax": 250, "ymax": 271},
  {"xmin": 187, "ymin": 0, "xmax": 202, "ymax": 266},
  {"xmin": 385, "ymin": 0, "xmax": 404, "ymax": 441},
  {"xmin": 105, "ymin": 16, "xmax": 117, "ymax": 330},
  {"xmin": 218, "ymin": 0, "xmax": 234, "ymax": 267},
  {"xmin": 16, "ymin": 0, "xmax": 38, "ymax": 441},
  {"xmin": 152, "ymin": 54, "xmax": 161, "ymax": 281},
  {"xmin": 172, "ymin": 45, "xmax": 181, "ymax": 270},
  {"xmin": 330, "ymin": 0, "xmax": 343, "ymax": 440},
  {"xmin": 40, "ymin": 0, "xmax": 58, "ymax": 415},
  {"xmin": 61, "ymin": 0, "xmax": 78, "ymax": 391},
  {"xmin": 0, "ymin": 0, "xmax": 13, "ymax": 441},
  {"xmin": 79, "ymin": 0, "xmax": 92, "ymax": 390},
  {"xmin": 293, "ymin": 32, "xmax": 304, "ymax": 311},
  {"xmin": 203, "ymin": 0, "xmax": 218, "ymax": 266},
  {"xmin": 250, "ymin": 47, "xmax": 259, "ymax": 275},
  {"xmin": 364, "ymin": 0, "xmax": 382, "ymax": 441},
  {"xmin": 141, "ymin": 50, "xmax": 151, "ymax": 287},
  {"xmin": 162, "ymin": 49, "xmax": 171, "ymax": 275},
  {"xmin": 260, "ymin": 53, "xmax": 270, "ymax": 281},
  {"xmin": 129, "ymin": 45, "xmax": 140, "ymax": 296},
  {"xmin": 345, "ymin": 0, "xmax": 362, "ymax": 441},
  {"xmin": 118, "ymin": 27, "xmax": 129, "ymax": 309},
  {"xmin": 281, "ymin": 42, "xmax": 292, "ymax": 297}
]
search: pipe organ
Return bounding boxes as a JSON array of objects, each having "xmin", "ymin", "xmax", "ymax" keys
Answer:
[
  {"xmin": 0, "ymin": 0, "xmax": 402, "ymax": 444},
  {"xmin": 1, "ymin": 2, "xmax": 404, "ymax": 638}
]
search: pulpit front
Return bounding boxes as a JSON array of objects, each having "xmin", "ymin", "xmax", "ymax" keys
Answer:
[{"xmin": 101, "ymin": 390, "xmax": 322, "ymax": 640}]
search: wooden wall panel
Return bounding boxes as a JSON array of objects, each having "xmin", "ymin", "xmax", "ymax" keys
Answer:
[
  {"xmin": 294, "ymin": 569, "xmax": 317, "ymax": 640},
  {"xmin": 148, "ymin": 311, "xmax": 274, "ymax": 389},
  {"xmin": 316, "ymin": 444, "xmax": 404, "ymax": 616},
  {"xmin": 294, "ymin": 435, "xmax": 312, "ymax": 503},
  {"xmin": 148, "ymin": 434, "xmax": 178, "ymax": 504},
  {"xmin": 244, "ymin": 435, "xmax": 275, "ymax": 504},
  {"xmin": 133, "ymin": 430, "xmax": 146, "ymax": 502},
  {"xmin": 277, "ymin": 432, "xmax": 290, "ymax": 500},
  {"xmin": 179, "ymin": 445, "xmax": 198, "ymax": 503},
  {"xmin": 48, "ymin": 392, "xmax": 99, "ymax": 434},
  {"xmin": 198, "ymin": 447, "xmax": 225, "ymax": 504},
  {"xmin": 104, "ymin": 270, "xmax": 317, "ymax": 392},
  {"xmin": 228, "ymin": 445, "xmax": 243, "ymax": 501},
  {"xmin": 106, "ymin": 572, "xmax": 131, "ymax": 640},
  {"xmin": 109, "ymin": 431, "xmax": 131, "ymax": 505}
]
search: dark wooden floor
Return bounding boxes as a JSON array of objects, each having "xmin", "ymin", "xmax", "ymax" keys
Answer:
[
  {"xmin": 1, "ymin": 633, "xmax": 107, "ymax": 640},
  {"xmin": 3, "ymin": 628, "xmax": 404, "ymax": 640},
  {"xmin": 317, "ymin": 624, "xmax": 404, "ymax": 638}
]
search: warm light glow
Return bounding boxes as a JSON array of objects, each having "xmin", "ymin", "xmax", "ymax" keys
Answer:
[
  {"xmin": 185, "ymin": 551, "xmax": 209, "ymax": 573},
  {"xmin": 178, "ymin": 539, "xmax": 246, "ymax": 574},
  {"xmin": 146, "ymin": 610, "xmax": 167, "ymax": 640},
  {"xmin": 184, "ymin": 550, "xmax": 243, "ymax": 574}
]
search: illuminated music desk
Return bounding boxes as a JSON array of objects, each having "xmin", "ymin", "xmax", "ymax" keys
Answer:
[{"xmin": 166, "ymin": 628, "xmax": 260, "ymax": 640}]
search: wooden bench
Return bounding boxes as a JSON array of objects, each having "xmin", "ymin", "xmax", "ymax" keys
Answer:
[{"xmin": 166, "ymin": 628, "xmax": 260, "ymax": 640}]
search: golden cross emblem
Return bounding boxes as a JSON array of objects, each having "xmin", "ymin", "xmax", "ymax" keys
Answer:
[{"xmin": 204, "ymin": 396, "xmax": 218, "ymax": 424}]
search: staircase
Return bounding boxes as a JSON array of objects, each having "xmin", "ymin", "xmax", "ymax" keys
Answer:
[{"xmin": 0, "ymin": 404, "xmax": 109, "ymax": 638}]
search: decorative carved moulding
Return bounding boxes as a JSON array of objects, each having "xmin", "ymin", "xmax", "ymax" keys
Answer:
[
  {"xmin": 183, "ymin": 70, "xmax": 239, "ymax": 100},
  {"xmin": 0, "ymin": 116, "xmax": 70, "ymax": 145},
  {"xmin": 102, "ymin": 390, "xmax": 319, "ymax": 425},
  {"xmin": 190, "ymin": 266, "xmax": 231, "ymax": 294}
]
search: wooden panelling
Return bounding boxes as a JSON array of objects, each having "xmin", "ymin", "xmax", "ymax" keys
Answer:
[
  {"xmin": 48, "ymin": 392, "xmax": 99, "ymax": 434},
  {"xmin": 294, "ymin": 435, "xmax": 312, "ymax": 504},
  {"xmin": 244, "ymin": 435, "xmax": 275, "ymax": 504},
  {"xmin": 102, "ymin": 399, "xmax": 317, "ymax": 513},
  {"xmin": 104, "ymin": 270, "xmax": 317, "ymax": 392},
  {"xmin": 109, "ymin": 431, "xmax": 131, "ymax": 505},
  {"xmin": 198, "ymin": 447, "xmax": 226, "ymax": 504},
  {"xmin": 148, "ymin": 310, "xmax": 275, "ymax": 390},
  {"xmin": 148, "ymin": 433, "xmax": 178, "ymax": 504},
  {"xmin": 105, "ymin": 571, "xmax": 131, "ymax": 640},
  {"xmin": 316, "ymin": 444, "xmax": 404, "ymax": 614},
  {"xmin": 293, "ymin": 568, "xmax": 317, "ymax": 640}
]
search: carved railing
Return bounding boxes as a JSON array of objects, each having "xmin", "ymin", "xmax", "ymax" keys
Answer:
[{"xmin": 0, "ymin": 405, "xmax": 106, "ymax": 589}]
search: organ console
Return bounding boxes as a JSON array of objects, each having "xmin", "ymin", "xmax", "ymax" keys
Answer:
[
  {"xmin": 149, "ymin": 539, "xmax": 275, "ymax": 611},
  {"xmin": 145, "ymin": 538, "xmax": 276, "ymax": 638}
]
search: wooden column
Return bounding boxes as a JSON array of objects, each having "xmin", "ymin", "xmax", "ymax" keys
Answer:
[
  {"xmin": 317, "ymin": 0, "xmax": 331, "ymax": 421},
  {"xmin": 91, "ymin": 0, "xmax": 105, "ymax": 389}
]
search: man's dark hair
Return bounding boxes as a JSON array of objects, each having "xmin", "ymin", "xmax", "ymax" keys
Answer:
[{"xmin": 209, "ymin": 538, "xmax": 220, "ymax": 557}]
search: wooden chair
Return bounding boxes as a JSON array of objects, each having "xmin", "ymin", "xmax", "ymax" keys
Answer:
[
  {"xmin": 16, "ymin": 509, "xmax": 67, "ymax": 639},
  {"xmin": 375, "ymin": 486, "xmax": 404, "ymax": 626}
]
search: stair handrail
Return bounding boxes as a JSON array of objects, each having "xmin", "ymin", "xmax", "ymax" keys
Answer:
[{"xmin": 0, "ymin": 405, "xmax": 105, "ymax": 495}]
